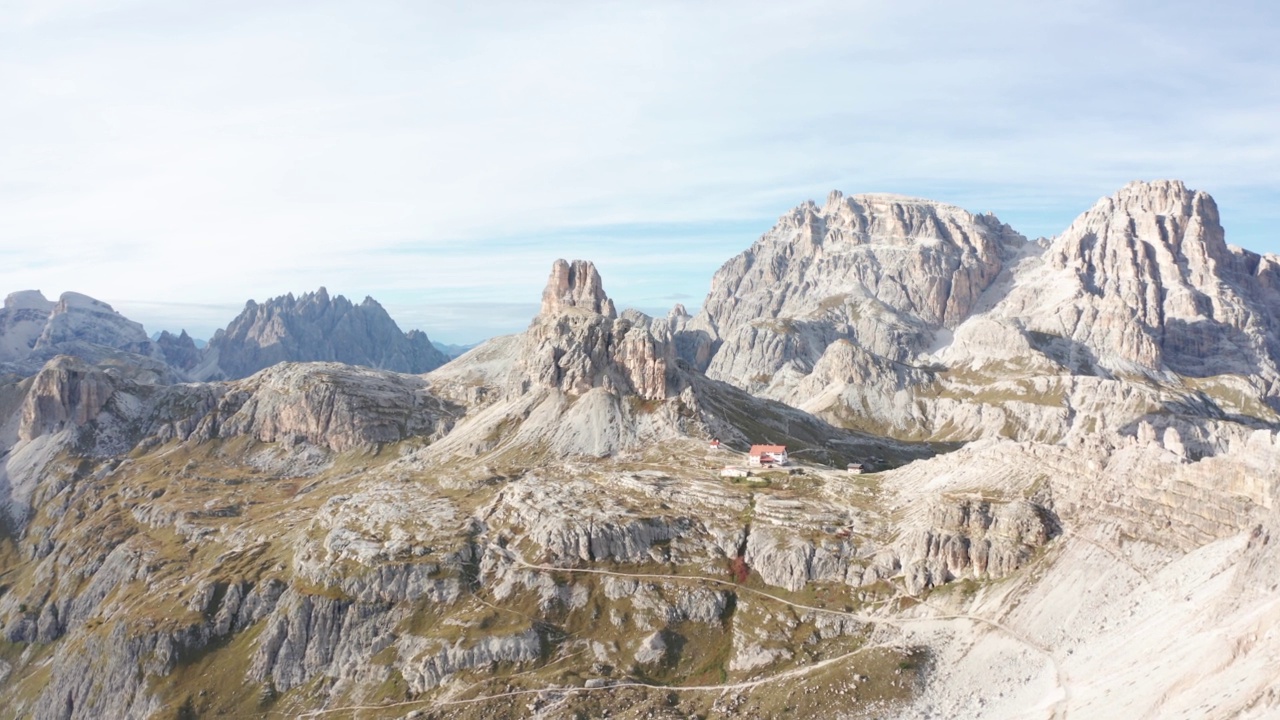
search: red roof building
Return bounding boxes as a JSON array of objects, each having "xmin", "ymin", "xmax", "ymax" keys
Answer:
[{"xmin": 748, "ymin": 445, "xmax": 788, "ymax": 467}]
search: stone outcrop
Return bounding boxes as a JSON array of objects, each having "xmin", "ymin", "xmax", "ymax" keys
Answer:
[
  {"xmin": 482, "ymin": 475, "xmax": 700, "ymax": 566},
  {"xmin": 248, "ymin": 590, "xmax": 398, "ymax": 692},
  {"xmin": 196, "ymin": 363, "xmax": 461, "ymax": 452},
  {"xmin": 541, "ymin": 259, "xmax": 617, "ymax": 318},
  {"xmin": 18, "ymin": 355, "xmax": 116, "ymax": 442},
  {"xmin": 202, "ymin": 288, "xmax": 449, "ymax": 380},
  {"xmin": 398, "ymin": 630, "xmax": 543, "ymax": 694},
  {"xmin": 896, "ymin": 498, "xmax": 1054, "ymax": 594}
]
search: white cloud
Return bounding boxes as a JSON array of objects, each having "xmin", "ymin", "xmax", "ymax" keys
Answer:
[{"xmin": 2, "ymin": 0, "xmax": 1278, "ymax": 342}]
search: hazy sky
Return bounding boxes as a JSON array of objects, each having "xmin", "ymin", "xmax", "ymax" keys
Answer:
[{"xmin": 3, "ymin": 1, "xmax": 1278, "ymax": 343}]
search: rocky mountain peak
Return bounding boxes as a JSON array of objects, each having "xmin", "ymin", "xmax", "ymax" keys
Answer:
[
  {"xmin": 33, "ymin": 293, "xmax": 157, "ymax": 358},
  {"xmin": 1022, "ymin": 180, "xmax": 1270, "ymax": 376},
  {"xmin": 155, "ymin": 329, "xmax": 201, "ymax": 371},
  {"xmin": 54, "ymin": 291, "xmax": 112, "ymax": 311},
  {"xmin": 0, "ymin": 290, "xmax": 176, "ymax": 380},
  {"xmin": 4, "ymin": 290, "xmax": 54, "ymax": 312},
  {"xmin": 540, "ymin": 259, "xmax": 617, "ymax": 319},
  {"xmin": 202, "ymin": 288, "xmax": 448, "ymax": 380},
  {"xmin": 1055, "ymin": 179, "xmax": 1228, "ymax": 277},
  {"xmin": 0, "ymin": 291, "xmax": 56, "ymax": 363},
  {"xmin": 693, "ymin": 190, "xmax": 1023, "ymax": 402}
]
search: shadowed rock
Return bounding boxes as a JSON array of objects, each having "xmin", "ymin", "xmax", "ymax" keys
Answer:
[{"xmin": 202, "ymin": 288, "xmax": 449, "ymax": 380}]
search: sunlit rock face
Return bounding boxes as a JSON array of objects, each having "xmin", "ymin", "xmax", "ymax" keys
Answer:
[
  {"xmin": 689, "ymin": 181, "xmax": 1280, "ymax": 443},
  {"xmin": 696, "ymin": 191, "xmax": 1019, "ymax": 379},
  {"xmin": 1007, "ymin": 180, "xmax": 1280, "ymax": 380},
  {"xmin": 522, "ymin": 259, "xmax": 677, "ymax": 402}
]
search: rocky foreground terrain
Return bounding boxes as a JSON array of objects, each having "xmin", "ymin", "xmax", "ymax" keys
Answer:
[{"xmin": 0, "ymin": 180, "xmax": 1277, "ymax": 719}]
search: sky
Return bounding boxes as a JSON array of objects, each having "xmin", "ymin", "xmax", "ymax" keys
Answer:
[{"xmin": 2, "ymin": 0, "xmax": 1278, "ymax": 344}]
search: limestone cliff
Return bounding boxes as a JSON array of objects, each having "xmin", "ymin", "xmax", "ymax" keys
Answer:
[
  {"xmin": 17, "ymin": 355, "xmax": 116, "ymax": 442},
  {"xmin": 692, "ymin": 181, "xmax": 1280, "ymax": 443},
  {"xmin": 695, "ymin": 192, "xmax": 1021, "ymax": 382},
  {"xmin": 998, "ymin": 180, "xmax": 1280, "ymax": 381},
  {"xmin": 0, "ymin": 290, "xmax": 55, "ymax": 363}
]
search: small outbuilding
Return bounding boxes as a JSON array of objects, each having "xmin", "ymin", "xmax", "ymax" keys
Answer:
[{"xmin": 847, "ymin": 463, "xmax": 864, "ymax": 475}]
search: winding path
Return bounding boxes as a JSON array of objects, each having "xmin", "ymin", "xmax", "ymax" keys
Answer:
[{"xmin": 284, "ymin": 543, "xmax": 1074, "ymax": 718}]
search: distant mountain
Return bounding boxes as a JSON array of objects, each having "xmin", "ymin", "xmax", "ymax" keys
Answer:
[
  {"xmin": 430, "ymin": 340, "xmax": 479, "ymax": 359},
  {"xmin": 1, "ymin": 288, "xmax": 453, "ymax": 384},
  {"xmin": 197, "ymin": 287, "xmax": 449, "ymax": 380},
  {"xmin": 0, "ymin": 290, "xmax": 169, "ymax": 380},
  {"xmin": 154, "ymin": 330, "xmax": 202, "ymax": 372},
  {"xmin": 150, "ymin": 331, "xmax": 207, "ymax": 349}
]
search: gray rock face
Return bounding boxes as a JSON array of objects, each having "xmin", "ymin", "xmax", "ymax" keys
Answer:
[
  {"xmin": 398, "ymin": 630, "xmax": 543, "ymax": 694},
  {"xmin": 249, "ymin": 590, "xmax": 398, "ymax": 692},
  {"xmin": 203, "ymin": 288, "xmax": 448, "ymax": 380},
  {"xmin": 483, "ymin": 475, "xmax": 698, "ymax": 566},
  {"xmin": 35, "ymin": 293, "xmax": 158, "ymax": 358},
  {"xmin": 541, "ymin": 259, "xmax": 617, "ymax": 318},
  {"xmin": 696, "ymin": 192, "xmax": 1020, "ymax": 382},
  {"xmin": 154, "ymin": 329, "xmax": 201, "ymax": 371},
  {"xmin": 896, "ymin": 498, "xmax": 1053, "ymax": 595},
  {"xmin": 0, "ymin": 290, "xmax": 55, "ymax": 363},
  {"xmin": 633, "ymin": 630, "xmax": 668, "ymax": 665},
  {"xmin": 211, "ymin": 363, "xmax": 460, "ymax": 452}
]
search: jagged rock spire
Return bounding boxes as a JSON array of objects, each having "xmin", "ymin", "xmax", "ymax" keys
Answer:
[
  {"xmin": 523, "ymin": 259, "xmax": 674, "ymax": 401},
  {"xmin": 539, "ymin": 259, "xmax": 617, "ymax": 319}
]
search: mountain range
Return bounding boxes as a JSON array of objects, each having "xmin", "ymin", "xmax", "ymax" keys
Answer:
[
  {"xmin": 1, "ymin": 287, "xmax": 449, "ymax": 383},
  {"xmin": 0, "ymin": 180, "xmax": 1276, "ymax": 719}
]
